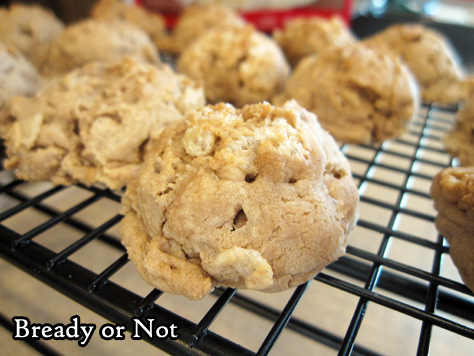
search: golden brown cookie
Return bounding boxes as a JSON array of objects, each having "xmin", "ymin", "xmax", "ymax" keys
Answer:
[
  {"xmin": 91, "ymin": 0, "xmax": 168, "ymax": 51},
  {"xmin": 165, "ymin": 4, "xmax": 246, "ymax": 54},
  {"xmin": 431, "ymin": 167, "xmax": 474, "ymax": 293},
  {"xmin": 177, "ymin": 25, "xmax": 290, "ymax": 108},
  {"xmin": 0, "ymin": 42, "xmax": 43, "ymax": 110},
  {"xmin": 273, "ymin": 16, "xmax": 357, "ymax": 66},
  {"xmin": 39, "ymin": 19, "xmax": 160, "ymax": 77},
  {"xmin": 1, "ymin": 57, "xmax": 205, "ymax": 189},
  {"xmin": 363, "ymin": 23, "xmax": 473, "ymax": 105},
  {"xmin": 443, "ymin": 94, "xmax": 474, "ymax": 166},
  {"xmin": 273, "ymin": 43, "xmax": 419, "ymax": 144},
  {"xmin": 121, "ymin": 100, "xmax": 359, "ymax": 300},
  {"xmin": 0, "ymin": 3, "xmax": 64, "ymax": 68}
]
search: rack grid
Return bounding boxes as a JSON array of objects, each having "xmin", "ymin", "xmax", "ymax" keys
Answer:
[{"xmin": 0, "ymin": 102, "xmax": 473, "ymax": 355}]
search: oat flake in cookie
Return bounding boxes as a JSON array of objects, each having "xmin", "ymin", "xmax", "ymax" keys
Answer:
[
  {"xmin": 0, "ymin": 58, "xmax": 205, "ymax": 189},
  {"xmin": 120, "ymin": 100, "xmax": 359, "ymax": 300}
]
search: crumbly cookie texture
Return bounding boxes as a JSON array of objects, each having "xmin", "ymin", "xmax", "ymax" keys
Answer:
[
  {"xmin": 39, "ymin": 19, "xmax": 160, "ymax": 77},
  {"xmin": 0, "ymin": 3, "xmax": 64, "ymax": 68},
  {"xmin": 0, "ymin": 42, "xmax": 43, "ymax": 109},
  {"xmin": 91, "ymin": 0, "xmax": 167, "ymax": 50},
  {"xmin": 0, "ymin": 57, "xmax": 205, "ymax": 189},
  {"xmin": 273, "ymin": 43, "xmax": 419, "ymax": 144},
  {"xmin": 273, "ymin": 16, "xmax": 356, "ymax": 66},
  {"xmin": 431, "ymin": 167, "xmax": 474, "ymax": 293},
  {"xmin": 121, "ymin": 100, "xmax": 359, "ymax": 300},
  {"xmin": 164, "ymin": 4, "xmax": 246, "ymax": 54},
  {"xmin": 443, "ymin": 94, "xmax": 474, "ymax": 166},
  {"xmin": 177, "ymin": 25, "xmax": 290, "ymax": 108},
  {"xmin": 363, "ymin": 24, "xmax": 473, "ymax": 105}
]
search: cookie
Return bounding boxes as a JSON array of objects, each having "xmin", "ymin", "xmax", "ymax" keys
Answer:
[
  {"xmin": 443, "ymin": 94, "xmax": 474, "ymax": 166},
  {"xmin": 1, "ymin": 57, "xmax": 205, "ymax": 189},
  {"xmin": 273, "ymin": 43, "xmax": 419, "ymax": 144},
  {"xmin": 273, "ymin": 16, "xmax": 356, "ymax": 66},
  {"xmin": 431, "ymin": 167, "xmax": 474, "ymax": 293},
  {"xmin": 177, "ymin": 25, "xmax": 290, "ymax": 108},
  {"xmin": 0, "ymin": 3, "xmax": 64, "ymax": 68},
  {"xmin": 120, "ymin": 100, "xmax": 359, "ymax": 300},
  {"xmin": 363, "ymin": 24, "xmax": 473, "ymax": 105},
  {"xmin": 0, "ymin": 42, "xmax": 43, "ymax": 110},
  {"xmin": 39, "ymin": 19, "xmax": 160, "ymax": 77},
  {"xmin": 91, "ymin": 0, "xmax": 167, "ymax": 51},
  {"xmin": 166, "ymin": 4, "xmax": 246, "ymax": 54}
]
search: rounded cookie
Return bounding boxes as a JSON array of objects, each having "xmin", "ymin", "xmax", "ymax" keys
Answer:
[
  {"xmin": 273, "ymin": 43, "xmax": 419, "ymax": 144},
  {"xmin": 91, "ymin": 0, "xmax": 167, "ymax": 51},
  {"xmin": 120, "ymin": 100, "xmax": 359, "ymax": 300},
  {"xmin": 363, "ymin": 23, "xmax": 473, "ymax": 105},
  {"xmin": 443, "ymin": 94, "xmax": 474, "ymax": 166},
  {"xmin": 1, "ymin": 57, "xmax": 205, "ymax": 189},
  {"xmin": 39, "ymin": 19, "xmax": 160, "ymax": 77},
  {"xmin": 431, "ymin": 167, "xmax": 474, "ymax": 293},
  {"xmin": 0, "ymin": 42, "xmax": 43, "ymax": 110},
  {"xmin": 0, "ymin": 3, "xmax": 64, "ymax": 68},
  {"xmin": 177, "ymin": 25, "xmax": 290, "ymax": 108},
  {"xmin": 273, "ymin": 16, "xmax": 356, "ymax": 67}
]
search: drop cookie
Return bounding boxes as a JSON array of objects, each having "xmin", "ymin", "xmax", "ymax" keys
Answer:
[
  {"xmin": 177, "ymin": 25, "xmax": 290, "ymax": 108},
  {"xmin": 363, "ymin": 24, "xmax": 473, "ymax": 105},
  {"xmin": 273, "ymin": 43, "xmax": 419, "ymax": 144},
  {"xmin": 1, "ymin": 58, "xmax": 205, "ymax": 189},
  {"xmin": 121, "ymin": 100, "xmax": 359, "ymax": 300},
  {"xmin": 0, "ymin": 3, "xmax": 64, "ymax": 68},
  {"xmin": 273, "ymin": 16, "xmax": 356, "ymax": 66},
  {"xmin": 39, "ymin": 19, "xmax": 160, "ymax": 77},
  {"xmin": 431, "ymin": 167, "xmax": 474, "ymax": 293}
]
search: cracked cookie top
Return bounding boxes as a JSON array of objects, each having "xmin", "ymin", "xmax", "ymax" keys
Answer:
[{"xmin": 121, "ymin": 100, "xmax": 359, "ymax": 299}]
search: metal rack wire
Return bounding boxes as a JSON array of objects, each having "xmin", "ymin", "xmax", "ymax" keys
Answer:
[{"xmin": 0, "ymin": 102, "xmax": 473, "ymax": 355}]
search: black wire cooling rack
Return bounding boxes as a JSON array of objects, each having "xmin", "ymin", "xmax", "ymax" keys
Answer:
[{"xmin": 0, "ymin": 103, "xmax": 473, "ymax": 356}]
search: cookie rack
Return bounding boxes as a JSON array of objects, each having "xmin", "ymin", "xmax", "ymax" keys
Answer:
[{"xmin": 0, "ymin": 100, "xmax": 473, "ymax": 355}]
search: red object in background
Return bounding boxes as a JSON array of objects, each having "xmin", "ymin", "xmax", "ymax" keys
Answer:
[{"xmin": 136, "ymin": 0, "xmax": 353, "ymax": 31}]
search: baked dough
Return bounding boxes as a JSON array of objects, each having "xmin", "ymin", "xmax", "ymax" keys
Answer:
[
  {"xmin": 0, "ymin": 3, "xmax": 64, "ymax": 68},
  {"xmin": 443, "ymin": 94, "xmax": 474, "ymax": 166},
  {"xmin": 177, "ymin": 25, "xmax": 290, "ymax": 108},
  {"xmin": 91, "ymin": 0, "xmax": 168, "ymax": 51},
  {"xmin": 431, "ymin": 167, "xmax": 474, "ymax": 293},
  {"xmin": 39, "ymin": 19, "xmax": 160, "ymax": 77},
  {"xmin": 1, "ymin": 57, "xmax": 205, "ymax": 189},
  {"xmin": 0, "ymin": 42, "xmax": 43, "ymax": 110},
  {"xmin": 121, "ymin": 100, "xmax": 359, "ymax": 300},
  {"xmin": 363, "ymin": 24, "xmax": 473, "ymax": 105},
  {"xmin": 273, "ymin": 16, "xmax": 356, "ymax": 66},
  {"xmin": 273, "ymin": 43, "xmax": 419, "ymax": 144},
  {"xmin": 166, "ymin": 4, "xmax": 245, "ymax": 54}
]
